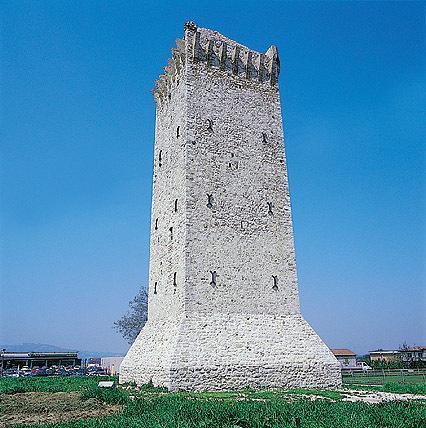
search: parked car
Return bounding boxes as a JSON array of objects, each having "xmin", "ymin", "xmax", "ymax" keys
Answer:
[
  {"xmin": 3, "ymin": 368, "xmax": 19, "ymax": 377},
  {"xmin": 87, "ymin": 365, "xmax": 106, "ymax": 376},
  {"xmin": 341, "ymin": 361, "xmax": 372, "ymax": 372},
  {"xmin": 19, "ymin": 366, "xmax": 32, "ymax": 376}
]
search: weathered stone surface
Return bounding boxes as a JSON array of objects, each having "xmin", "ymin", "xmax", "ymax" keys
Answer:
[{"xmin": 120, "ymin": 22, "xmax": 341, "ymax": 391}]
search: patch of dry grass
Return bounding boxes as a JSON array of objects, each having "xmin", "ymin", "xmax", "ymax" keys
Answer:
[{"xmin": 0, "ymin": 391, "xmax": 122, "ymax": 427}]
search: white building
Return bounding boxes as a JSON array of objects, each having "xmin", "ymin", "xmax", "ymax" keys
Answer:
[
  {"xmin": 331, "ymin": 349, "xmax": 357, "ymax": 369},
  {"xmin": 101, "ymin": 357, "xmax": 124, "ymax": 375}
]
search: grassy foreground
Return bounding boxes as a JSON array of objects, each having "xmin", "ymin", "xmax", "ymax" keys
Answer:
[
  {"xmin": 18, "ymin": 397, "xmax": 425, "ymax": 428},
  {"xmin": 1, "ymin": 376, "xmax": 425, "ymax": 428},
  {"xmin": 0, "ymin": 376, "xmax": 116, "ymax": 395}
]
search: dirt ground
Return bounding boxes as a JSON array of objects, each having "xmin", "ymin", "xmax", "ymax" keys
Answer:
[{"xmin": 0, "ymin": 391, "xmax": 122, "ymax": 427}]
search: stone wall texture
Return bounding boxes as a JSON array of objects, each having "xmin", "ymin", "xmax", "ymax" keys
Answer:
[{"xmin": 120, "ymin": 22, "xmax": 342, "ymax": 391}]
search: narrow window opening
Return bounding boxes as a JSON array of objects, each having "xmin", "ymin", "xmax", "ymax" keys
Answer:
[
  {"xmin": 262, "ymin": 132, "xmax": 268, "ymax": 143},
  {"xmin": 174, "ymin": 199, "xmax": 178, "ymax": 212},
  {"xmin": 176, "ymin": 126, "xmax": 180, "ymax": 138},
  {"xmin": 267, "ymin": 201, "xmax": 273, "ymax": 215},
  {"xmin": 169, "ymin": 227, "xmax": 173, "ymax": 240},
  {"xmin": 272, "ymin": 275, "xmax": 278, "ymax": 291},
  {"xmin": 210, "ymin": 271, "xmax": 217, "ymax": 287},
  {"xmin": 155, "ymin": 218, "xmax": 158, "ymax": 230},
  {"xmin": 207, "ymin": 194, "xmax": 213, "ymax": 209},
  {"xmin": 207, "ymin": 119, "xmax": 213, "ymax": 132},
  {"xmin": 159, "ymin": 150, "xmax": 162, "ymax": 167},
  {"xmin": 154, "ymin": 282, "xmax": 157, "ymax": 294},
  {"xmin": 229, "ymin": 161, "xmax": 239, "ymax": 170},
  {"xmin": 173, "ymin": 272, "xmax": 177, "ymax": 293}
]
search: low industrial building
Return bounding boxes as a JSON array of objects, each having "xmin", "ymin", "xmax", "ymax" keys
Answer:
[
  {"xmin": 369, "ymin": 349, "xmax": 400, "ymax": 362},
  {"xmin": 1, "ymin": 351, "xmax": 81, "ymax": 370}
]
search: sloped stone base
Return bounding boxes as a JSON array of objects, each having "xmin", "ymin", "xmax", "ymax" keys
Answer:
[{"xmin": 119, "ymin": 313, "xmax": 341, "ymax": 391}]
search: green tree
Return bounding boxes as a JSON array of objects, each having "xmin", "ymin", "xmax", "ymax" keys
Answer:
[{"xmin": 114, "ymin": 288, "xmax": 148, "ymax": 344}]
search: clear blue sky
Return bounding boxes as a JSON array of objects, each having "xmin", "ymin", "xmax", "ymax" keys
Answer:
[{"xmin": 1, "ymin": 1, "xmax": 425, "ymax": 355}]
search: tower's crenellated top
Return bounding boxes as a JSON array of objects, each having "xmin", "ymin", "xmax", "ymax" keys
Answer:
[
  {"xmin": 152, "ymin": 35, "xmax": 186, "ymax": 105},
  {"xmin": 153, "ymin": 22, "xmax": 280, "ymax": 106}
]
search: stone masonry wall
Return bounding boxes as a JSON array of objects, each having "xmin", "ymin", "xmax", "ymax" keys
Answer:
[
  {"xmin": 120, "ymin": 22, "xmax": 341, "ymax": 390},
  {"xmin": 120, "ymin": 46, "xmax": 188, "ymax": 386},
  {"xmin": 147, "ymin": 65, "xmax": 187, "ymax": 323},
  {"xmin": 185, "ymin": 45, "xmax": 299, "ymax": 317}
]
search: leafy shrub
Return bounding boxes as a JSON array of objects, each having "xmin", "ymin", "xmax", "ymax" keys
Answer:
[
  {"xmin": 80, "ymin": 384, "xmax": 129, "ymax": 405},
  {"xmin": 138, "ymin": 379, "xmax": 167, "ymax": 393}
]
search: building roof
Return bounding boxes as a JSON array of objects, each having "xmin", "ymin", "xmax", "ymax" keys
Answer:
[
  {"xmin": 369, "ymin": 349, "xmax": 400, "ymax": 354},
  {"xmin": 400, "ymin": 346, "xmax": 426, "ymax": 352},
  {"xmin": 2, "ymin": 352, "xmax": 78, "ymax": 358},
  {"xmin": 330, "ymin": 348, "xmax": 356, "ymax": 356}
]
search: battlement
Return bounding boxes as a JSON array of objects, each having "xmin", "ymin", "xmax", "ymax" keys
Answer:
[
  {"xmin": 190, "ymin": 24, "xmax": 280, "ymax": 85},
  {"xmin": 153, "ymin": 22, "xmax": 280, "ymax": 106},
  {"xmin": 152, "ymin": 36, "xmax": 186, "ymax": 105}
]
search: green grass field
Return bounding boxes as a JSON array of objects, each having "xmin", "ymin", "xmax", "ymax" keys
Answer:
[
  {"xmin": 19, "ymin": 396, "xmax": 425, "ymax": 428},
  {"xmin": 1, "ymin": 376, "xmax": 425, "ymax": 428},
  {"xmin": 0, "ymin": 375, "xmax": 117, "ymax": 394},
  {"xmin": 343, "ymin": 374, "xmax": 426, "ymax": 384},
  {"xmin": 344, "ymin": 374, "xmax": 426, "ymax": 384},
  {"xmin": 342, "ymin": 370, "xmax": 426, "ymax": 393}
]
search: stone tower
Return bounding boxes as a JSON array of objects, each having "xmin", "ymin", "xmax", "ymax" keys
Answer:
[{"xmin": 120, "ymin": 22, "xmax": 341, "ymax": 390}]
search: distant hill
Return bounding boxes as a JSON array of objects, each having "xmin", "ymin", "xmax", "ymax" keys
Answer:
[
  {"xmin": 1, "ymin": 343, "xmax": 77, "ymax": 353},
  {"xmin": 0, "ymin": 343, "xmax": 125, "ymax": 359}
]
